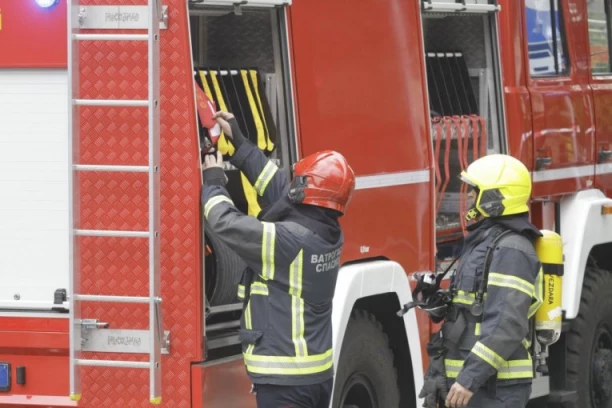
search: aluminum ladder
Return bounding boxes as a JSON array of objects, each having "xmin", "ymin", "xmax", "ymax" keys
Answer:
[{"xmin": 67, "ymin": 0, "xmax": 165, "ymax": 404}]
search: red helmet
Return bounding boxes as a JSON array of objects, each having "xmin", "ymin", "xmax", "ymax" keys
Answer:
[{"xmin": 288, "ymin": 150, "xmax": 356, "ymax": 214}]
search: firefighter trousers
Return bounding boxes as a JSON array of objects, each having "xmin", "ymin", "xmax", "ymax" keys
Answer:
[
  {"xmin": 253, "ymin": 378, "xmax": 333, "ymax": 408},
  {"xmin": 450, "ymin": 382, "xmax": 532, "ymax": 408}
]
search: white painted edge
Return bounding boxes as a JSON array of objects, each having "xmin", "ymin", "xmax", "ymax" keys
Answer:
[
  {"xmin": 531, "ymin": 165, "xmax": 594, "ymax": 183},
  {"xmin": 560, "ymin": 189, "xmax": 612, "ymax": 319},
  {"xmin": 0, "ymin": 311, "xmax": 68, "ymax": 319},
  {"xmin": 355, "ymin": 169, "xmax": 430, "ymax": 190},
  {"xmin": 331, "ymin": 261, "xmax": 425, "ymax": 407},
  {"xmin": 596, "ymin": 162, "xmax": 612, "ymax": 175},
  {"xmin": 0, "ymin": 301, "xmax": 59, "ymax": 310},
  {"xmin": 531, "ymin": 162, "xmax": 612, "ymax": 182}
]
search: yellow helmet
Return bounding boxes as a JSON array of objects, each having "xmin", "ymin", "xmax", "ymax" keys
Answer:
[{"xmin": 460, "ymin": 154, "xmax": 531, "ymax": 219}]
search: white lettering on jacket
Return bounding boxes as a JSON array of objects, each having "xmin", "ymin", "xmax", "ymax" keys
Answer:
[{"xmin": 311, "ymin": 248, "xmax": 342, "ymax": 273}]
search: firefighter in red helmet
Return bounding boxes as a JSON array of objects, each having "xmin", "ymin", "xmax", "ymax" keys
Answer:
[{"xmin": 201, "ymin": 111, "xmax": 355, "ymax": 407}]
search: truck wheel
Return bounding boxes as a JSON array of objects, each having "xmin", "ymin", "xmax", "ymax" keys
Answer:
[
  {"xmin": 332, "ymin": 310, "xmax": 401, "ymax": 408},
  {"xmin": 566, "ymin": 267, "xmax": 612, "ymax": 408},
  {"xmin": 204, "ymin": 220, "xmax": 246, "ymax": 306}
]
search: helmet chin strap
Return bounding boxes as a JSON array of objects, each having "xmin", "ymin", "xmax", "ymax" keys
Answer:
[{"xmin": 465, "ymin": 205, "xmax": 484, "ymax": 228}]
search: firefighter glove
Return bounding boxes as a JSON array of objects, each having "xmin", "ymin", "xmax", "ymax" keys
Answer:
[{"xmin": 418, "ymin": 370, "xmax": 449, "ymax": 408}]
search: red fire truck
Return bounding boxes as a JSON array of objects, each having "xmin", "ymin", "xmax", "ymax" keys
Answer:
[{"xmin": 1, "ymin": 0, "xmax": 611, "ymax": 407}]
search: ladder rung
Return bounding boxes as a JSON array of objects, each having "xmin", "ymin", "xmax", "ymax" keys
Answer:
[
  {"xmin": 74, "ymin": 295, "xmax": 150, "ymax": 304},
  {"xmin": 73, "ymin": 34, "xmax": 149, "ymax": 41},
  {"xmin": 74, "ymin": 229, "xmax": 149, "ymax": 238},
  {"xmin": 74, "ymin": 165, "xmax": 148, "ymax": 173},
  {"xmin": 74, "ymin": 99, "xmax": 149, "ymax": 107},
  {"xmin": 75, "ymin": 359, "xmax": 150, "ymax": 369}
]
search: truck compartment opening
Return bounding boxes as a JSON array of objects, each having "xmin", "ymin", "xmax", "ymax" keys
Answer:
[
  {"xmin": 421, "ymin": 10, "xmax": 506, "ymax": 253},
  {"xmin": 189, "ymin": 4, "xmax": 294, "ymax": 358}
]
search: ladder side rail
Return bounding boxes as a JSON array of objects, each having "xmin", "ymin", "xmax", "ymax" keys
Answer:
[
  {"xmin": 148, "ymin": 0, "xmax": 163, "ymax": 404},
  {"xmin": 67, "ymin": 0, "xmax": 82, "ymax": 402}
]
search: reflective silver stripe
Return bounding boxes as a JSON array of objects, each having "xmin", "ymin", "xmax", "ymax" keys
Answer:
[
  {"xmin": 444, "ymin": 359, "xmax": 463, "ymax": 378},
  {"xmin": 204, "ymin": 195, "xmax": 234, "ymax": 218},
  {"xmin": 472, "ymin": 341, "xmax": 505, "ymax": 370},
  {"xmin": 289, "ymin": 250, "xmax": 306, "ymax": 357},
  {"xmin": 488, "ymin": 272, "xmax": 534, "ymax": 297},
  {"xmin": 237, "ymin": 284, "xmax": 245, "ymax": 299},
  {"xmin": 497, "ymin": 360, "xmax": 533, "ymax": 379},
  {"xmin": 446, "ymin": 358, "xmax": 532, "ymax": 380},
  {"xmin": 244, "ymin": 350, "xmax": 333, "ymax": 375},
  {"xmin": 532, "ymin": 165, "xmax": 594, "ymax": 183},
  {"xmin": 251, "ymin": 282, "xmax": 269, "ymax": 296},
  {"xmin": 245, "ymin": 301, "xmax": 254, "ymax": 354},
  {"xmin": 254, "ymin": 161, "xmax": 278, "ymax": 196},
  {"xmin": 529, "ymin": 267, "xmax": 544, "ymax": 318},
  {"xmin": 261, "ymin": 222, "xmax": 276, "ymax": 280},
  {"xmin": 597, "ymin": 162, "xmax": 612, "ymax": 175},
  {"xmin": 452, "ymin": 293, "xmax": 475, "ymax": 305}
]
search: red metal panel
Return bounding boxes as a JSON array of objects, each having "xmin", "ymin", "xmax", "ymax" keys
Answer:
[
  {"xmin": 289, "ymin": 0, "xmax": 433, "ymax": 267},
  {"xmin": 289, "ymin": 0, "xmax": 434, "ymax": 367},
  {"xmin": 289, "ymin": 0, "xmax": 431, "ymax": 175},
  {"xmin": 0, "ymin": 0, "xmax": 67, "ymax": 68},
  {"xmin": 522, "ymin": 0, "xmax": 596, "ymax": 197},
  {"xmin": 0, "ymin": 317, "xmax": 72, "ymax": 406},
  {"xmin": 194, "ymin": 359, "xmax": 255, "ymax": 408},
  {"xmin": 499, "ymin": 0, "xmax": 534, "ymax": 168},
  {"xmin": 340, "ymin": 185, "xmax": 431, "ymax": 278}
]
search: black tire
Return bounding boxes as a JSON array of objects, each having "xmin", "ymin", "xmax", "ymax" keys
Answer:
[
  {"xmin": 565, "ymin": 267, "xmax": 612, "ymax": 408},
  {"xmin": 204, "ymin": 219, "xmax": 246, "ymax": 306},
  {"xmin": 332, "ymin": 310, "xmax": 401, "ymax": 408}
]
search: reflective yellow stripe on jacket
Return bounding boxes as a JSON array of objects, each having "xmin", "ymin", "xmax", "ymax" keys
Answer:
[
  {"xmin": 204, "ymin": 196, "xmax": 234, "ymax": 219},
  {"xmin": 254, "ymin": 161, "xmax": 278, "ymax": 197},
  {"xmin": 261, "ymin": 222, "xmax": 276, "ymax": 280},
  {"xmin": 244, "ymin": 349, "xmax": 333, "ymax": 375},
  {"xmin": 244, "ymin": 298, "xmax": 254, "ymax": 355},
  {"xmin": 289, "ymin": 250, "xmax": 307, "ymax": 358},
  {"xmin": 529, "ymin": 267, "xmax": 544, "ymax": 318},
  {"xmin": 251, "ymin": 281, "xmax": 269, "ymax": 296},
  {"xmin": 445, "ymin": 358, "xmax": 533, "ymax": 380}
]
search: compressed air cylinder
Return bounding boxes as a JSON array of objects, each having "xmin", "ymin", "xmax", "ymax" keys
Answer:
[{"xmin": 534, "ymin": 230, "xmax": 564, "ymax": 346}]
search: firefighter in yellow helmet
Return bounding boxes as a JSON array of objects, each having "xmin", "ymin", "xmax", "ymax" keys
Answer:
[{"xmin": 419, "ymin": 154, "xmax": 544, "ymax": 408}]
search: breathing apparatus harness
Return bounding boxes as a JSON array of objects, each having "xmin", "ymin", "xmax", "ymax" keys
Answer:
[
  {"xmin": 397, "ymin": 229, "xmax": 514, "ymax": 323},
  {"xmin": 396, "ymin": 257, "xmax": 458, "ymax": 323}
]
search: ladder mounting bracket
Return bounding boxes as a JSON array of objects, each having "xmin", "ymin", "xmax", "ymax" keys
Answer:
[
  {"xmin": 77, "ymin": 5, "xmax": 169, "ymax": 30},
  {"xmin": 81, "ymin": 328, "xmax": 171, "ymax": 355}
]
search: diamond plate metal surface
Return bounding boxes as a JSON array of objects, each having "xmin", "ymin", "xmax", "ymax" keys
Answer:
[{"xmin": 76, "ymin": 0, "xmax": 201, "ymax": 406}]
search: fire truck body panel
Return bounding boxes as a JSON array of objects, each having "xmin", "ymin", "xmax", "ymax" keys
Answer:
[
  {"xmin": 1, "ymin": 0, "xmax": 612, "ymax": 406},
  {"xmin": 289, "ymin": 0, "xmax": 434, "ymax": 274},
  {"xmin": 0, "ymin": 0, "xmax": 67, "ymax": 69},
  {"xmin": 499, "ymin": 0, "xmax": 612, "ymax": 326},
  {"xmin": 558, "ymin": 189, "xmax": 612, "ymax": 319},
  {"xmin": 330, "ymin": 261, "xmax": 425, "ymax": 398}
]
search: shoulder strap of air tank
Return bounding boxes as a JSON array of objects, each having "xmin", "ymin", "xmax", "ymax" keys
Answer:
[{"xmin": 475, "ymin": 228, "xmax": 517, "ymax": 306}]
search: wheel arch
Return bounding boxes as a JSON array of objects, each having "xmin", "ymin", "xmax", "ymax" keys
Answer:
[
  {"xmin": 331, "ymin": 259, "xmax": 425, "ymax": 406},
  {"xmin": 560, "ymin": 189, "xmax": 612, "ymax": 319}
]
